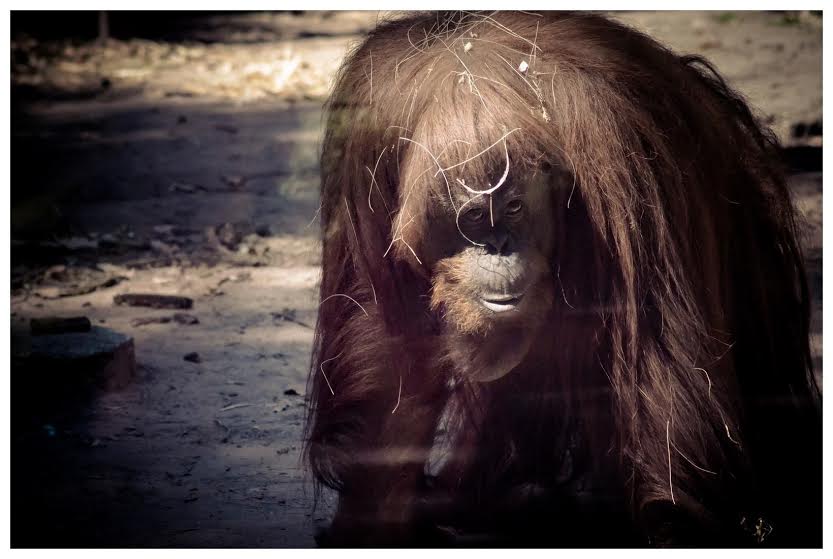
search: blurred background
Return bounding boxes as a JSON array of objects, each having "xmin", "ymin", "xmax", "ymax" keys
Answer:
[{"xmin": 10, "ymin": 11, "xmax": 822, "ymax": 548}]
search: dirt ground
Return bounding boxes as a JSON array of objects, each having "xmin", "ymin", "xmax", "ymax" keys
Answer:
[{"xmin": 9, "ymin": 11, "xmax": 822, "ymax": 548}]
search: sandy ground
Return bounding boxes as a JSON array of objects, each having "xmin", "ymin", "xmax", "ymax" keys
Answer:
[{"xmin": 10, "ymin": 11, "xmax": 822, "ymax": 548}]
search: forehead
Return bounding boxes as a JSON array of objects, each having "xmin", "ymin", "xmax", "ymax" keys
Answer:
[
  {"xmin": 450, "ymin": 171, "xmax": 550, "ymax": 207},
  {"xmin": 438, "ymin": 160, "xmax": 554, "ymax": 217},
  {"xmin": 398, "ymin": 130, "xmax": 552, "ymax": 214}
]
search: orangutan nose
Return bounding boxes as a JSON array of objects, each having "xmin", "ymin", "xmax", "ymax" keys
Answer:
[{"xmin": 484, "ymin": 231, "xmax": 510, "ymax": 254}]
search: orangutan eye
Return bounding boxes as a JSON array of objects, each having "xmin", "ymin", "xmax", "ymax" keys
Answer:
[
  {"xmin": 505, "ymin": 199, "xmax": 524, "ymax": 215},
  {"xmin": 464, "ymin": 207, "xmax": 486, "ymax": 222}
]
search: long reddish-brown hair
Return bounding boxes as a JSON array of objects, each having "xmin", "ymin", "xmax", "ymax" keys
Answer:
[{"xmin": 304, "ymin": 11, "xmax": 820, "ymax": 545}]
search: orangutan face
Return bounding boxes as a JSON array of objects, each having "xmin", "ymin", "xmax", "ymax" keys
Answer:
[{"xmin": 426, "ymin": 172, "xmax": 557, "ymax": 381}]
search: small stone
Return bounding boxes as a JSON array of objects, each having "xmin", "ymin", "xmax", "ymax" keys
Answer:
[
  {"xmin": 173, "ymin": 313, "xmax": 199, "ymax": 325},
  {"xmin": 114, "ymin": 293, "xmax": 193, "ymax": 309},
  {"xmin": 183, "ymin": 352, "xmax": 201, "ymax": 363}
]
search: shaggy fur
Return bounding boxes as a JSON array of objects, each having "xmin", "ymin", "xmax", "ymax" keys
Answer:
[{"xmin": 304, "ymin": 11, "xmax": 821, "ymax": 547}]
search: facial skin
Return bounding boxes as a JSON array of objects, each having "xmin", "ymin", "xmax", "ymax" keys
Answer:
[
  {"xmin": 458, "ymin": 197, "xmax": 533, "ymax": 312},
  {"xmin": 427, "ymin": 172, "xmax": 557, "ymax": 382}
]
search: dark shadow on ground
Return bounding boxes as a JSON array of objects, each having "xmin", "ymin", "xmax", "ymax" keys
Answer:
[
  {"xmin": 12, "ymin": 11, "xmax": 375, "ymax": 43},
  {"xmin": 11, "ymin": 92, "xmax": 332, "ymax": 547}
]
